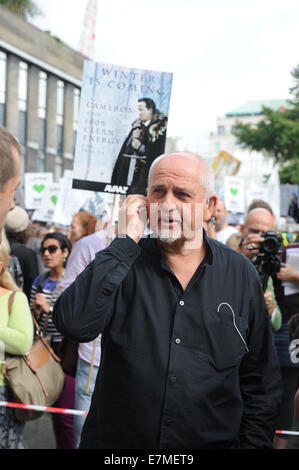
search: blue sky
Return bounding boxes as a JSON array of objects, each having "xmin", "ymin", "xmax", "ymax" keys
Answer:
[{"xmin": 30, "ymin": 0, "xmax": 299, "ymax": 154}]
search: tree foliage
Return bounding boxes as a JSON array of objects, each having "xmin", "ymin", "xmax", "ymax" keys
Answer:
[
  {"xmin": 0, "ymin": 0, "xmax": 42, "ymax": 19},
  {"xmin": 233, "ymin": 65, "xmax": 299, "ymax": 183}
]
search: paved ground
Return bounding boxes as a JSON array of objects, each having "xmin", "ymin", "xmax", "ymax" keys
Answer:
[
  {"xmin": 19, "ymin": 411, "xmax": 299, "ymax": 450},
  {"xmin": 21, "ymin": 413, "xmax": 56, "ymax": 449}
]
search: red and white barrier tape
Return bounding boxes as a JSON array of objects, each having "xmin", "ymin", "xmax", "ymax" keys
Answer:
[
  {"xmin": 0, "ymin": 401, "xmax": 299, "ymax": 435},
  {"xmin": 0, "ymin": 400, "xmax": 88, "ymax": 416},
  {"xmin": 275, "ymin": 430, "xmax": 299, "ymax": 436}
]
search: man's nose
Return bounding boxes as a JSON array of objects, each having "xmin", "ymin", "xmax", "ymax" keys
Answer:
[{"xmin": 160, "ymin": 193, "xmax": 178, "ymax": 210}]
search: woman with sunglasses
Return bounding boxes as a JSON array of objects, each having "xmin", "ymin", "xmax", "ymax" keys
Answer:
[
  {"xmin": 30, "ymin": 232, "xmax": 73, "ymax": 449},
  {"xmin": 30, "ymin": 232, "xmax": 72, "ymax": 349}
]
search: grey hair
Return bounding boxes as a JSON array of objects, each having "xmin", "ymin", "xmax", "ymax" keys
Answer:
[{"xmin": 148, "ymin": 152, "xmax": 215, "ymax": 197}]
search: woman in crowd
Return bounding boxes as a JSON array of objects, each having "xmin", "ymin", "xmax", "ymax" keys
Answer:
[
  {"xmin": 69, "ymin": 211, "xmax": 97, "ymax": 245},
  {"xmin": 30, "ymin": 232, "xmax": 72, "ymax": 449},
  {"xmin": 0, "ymin": 244, "xmax": 33, "ymax": 449}
]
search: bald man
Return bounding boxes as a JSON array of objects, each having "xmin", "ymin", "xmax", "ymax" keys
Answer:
[
  {"xmin": 239, "ymin": 206, "xmax": 299, "ymax": 449},
  {"xmin": 239, "ymin": 207, "xmax": 276, "ymax": 261},
  {"xmin": 53, "ymin": 152, "xmax": 281, "ymax": 449}
]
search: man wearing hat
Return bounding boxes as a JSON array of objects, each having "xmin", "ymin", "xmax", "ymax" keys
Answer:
[{"xmin": 5, "ymin": 206, "xmax": 39, "ymax": 300}]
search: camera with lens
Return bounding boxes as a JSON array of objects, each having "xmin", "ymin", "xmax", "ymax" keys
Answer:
[{"xmin": 252, "ymin": 230, "xmax": 283, "ymax": 290}]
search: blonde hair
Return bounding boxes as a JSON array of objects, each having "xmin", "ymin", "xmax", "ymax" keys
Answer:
[
  {"xmin": 0, "ymin": 244, "xmax": 19, "ymax": 292},
  {"xmin": 226, "ymin": 232, "xmax": 242, "ymax": 250},
  {"xmin": 0, "ymin": 126, "xmax": 22, "ymax": 191}
]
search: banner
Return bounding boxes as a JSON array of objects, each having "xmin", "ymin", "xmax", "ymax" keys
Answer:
[
  {"xmin": 73, "ymin": 61, "xmax": 173, "ymax": 195},
  {"xmin": 224, "ymin": 176, "xmax": 245, "ymax": 213},
  {"xmin": 24, "ymin": 173, "xmax": 53, "ymax": 210}
]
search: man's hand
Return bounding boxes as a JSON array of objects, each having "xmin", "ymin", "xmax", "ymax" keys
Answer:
[
  {"xmin": 277, "ymin": 264, "xmax": 299, "ymax": 283},
  {"xmin": 264, "ymin": 290, "xmax": 275, "ymax": 317},
  {"xmin": 240, "ymin": 234, "xmax": 264, "ymax": 260},
  {"xmin": 118, "ymin": 195, "xmax": 148, "ymax": 244}
]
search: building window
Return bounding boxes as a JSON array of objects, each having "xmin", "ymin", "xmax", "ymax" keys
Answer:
[
  {"xmin": 38, "ymin": 71, "xmax": 47, "ymax": 171},
  {"xmin": 54, "ymin": 156, "xmax": 62, "ymax": 182},
  {"xmin": 38, "ymin": 71, "xmax": 47, "ymax": 119},
  {"xmin": 18, "ymin": 61, "xmax": 28, "ymax": 145},
  {"xmin": 56, "ymin": 80, "xmax": 64, "ymax": 156},
  {"xmin": 73, "ymin": 88, "xmax": 80, "ymax": 153},
  {"xmin": 0, "ymin": 51, "xmax": 6, "ymax": 126},
  {"xmin": 217, "ymin": 125, "xmax": 225, "ymax": 135}
]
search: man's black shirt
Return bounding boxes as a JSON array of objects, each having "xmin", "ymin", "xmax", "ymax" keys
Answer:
[{"xmin": 53, "ymin": 232, "xmax": 282, "ymax": 449}]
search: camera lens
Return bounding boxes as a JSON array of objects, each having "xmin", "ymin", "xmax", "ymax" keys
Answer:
[{"xmin": 262, "ymin": 236, "xmax": 277, "ymax": 253}]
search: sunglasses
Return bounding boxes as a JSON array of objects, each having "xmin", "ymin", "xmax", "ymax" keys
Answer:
[{"xmin": 40, "ymin": 245, "xmax": 61, "ymax": 255}]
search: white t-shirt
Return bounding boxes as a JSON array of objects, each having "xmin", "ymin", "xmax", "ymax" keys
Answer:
[{"xmin": 216, "ymin": 226, "xmax": 239, "ymax": 244}]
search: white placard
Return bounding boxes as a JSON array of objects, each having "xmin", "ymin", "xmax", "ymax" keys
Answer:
[
  {"xmin": 246, "ymin": 188, "xmax": 269, "ymax": 207},
  {"xmin": 32, "ymin": 183, "xmax": 60, "ymax": 223},
  {"xmin": 224, "ymin": 176, "xmax": 245, "ymax": 213},
  {"xmin": 53, "ymin": 171, "xmax": 110, "ymax": 227},
  {"xmin": 25, "ymin": 173, "xmax": 53, "ymax": 210},
  {"xmin": 282, "ymin": 248, "xmax": 299, "ymax": 296}
]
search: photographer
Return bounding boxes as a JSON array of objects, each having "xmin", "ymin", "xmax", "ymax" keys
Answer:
[
  {"xmin": 240, "ymin": 206, "xmax": 299, "ymax": 449},
  {"xmin": 239, "ymin": 208, "xmax": 282, "ymax": 332}
]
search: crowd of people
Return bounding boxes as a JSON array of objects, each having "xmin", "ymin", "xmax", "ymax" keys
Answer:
[{"xmin": 1, "ymin": 124, "xmax": 299, "ymax": 450}]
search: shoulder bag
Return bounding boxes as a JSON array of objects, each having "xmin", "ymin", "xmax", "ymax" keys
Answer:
[{"xmin": 1, "ymin": 292, "xmax": 65, "ymax": 421}]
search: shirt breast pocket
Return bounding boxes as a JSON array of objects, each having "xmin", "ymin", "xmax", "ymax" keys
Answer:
[{"xmin": 202, "ymin": 305, "xmax": 248, "ymax": 370}]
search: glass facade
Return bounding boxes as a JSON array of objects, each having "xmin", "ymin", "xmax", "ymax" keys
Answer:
[
  {"xmin": 0, "ymin": 47, "xmax": 82, "ymax": 181},
  {"xmin": 18, "ymin": 61, "xmax": 28, "ymax": 145},
  {"xmin": 38, "ymin": 71, "xmax": 47, "ymax": 171},
  {"xmin": 73, "ymin": 88, "xmax": 80, "ymax": 154},
  {"xmin": 56, "ymin": 80, "xmax": 64, "ymax": 156},
  {"xmin": 0, "ymin": 51, "xmax": 6, "ymax": 126}
]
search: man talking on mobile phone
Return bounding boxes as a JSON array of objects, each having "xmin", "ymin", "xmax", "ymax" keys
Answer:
[{"xmin": 53, "ymin": 151, "xmax": 282, "ymax": 449}]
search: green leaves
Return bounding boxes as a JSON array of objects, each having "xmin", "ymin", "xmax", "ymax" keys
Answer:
[
  {"xmin": 0, "ymin": 0, "xmax": 43, "ymax": 19},
  {"xmin": 232, "ymin": 64, "xmax": 299, "ymax": 183}
]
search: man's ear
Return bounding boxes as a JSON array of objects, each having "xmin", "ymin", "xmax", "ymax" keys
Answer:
[
  {"xmin": 239, "ymin": 224, "xmax": 245, "ymax": 235},
  {"xmin": 204, "ymin": 194, "xmax": 217, "ymax": 220}
]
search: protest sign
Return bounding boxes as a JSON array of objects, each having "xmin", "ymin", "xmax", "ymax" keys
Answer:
[
  {"xmin": 224, "ymin": 176, "xmax": 245, "ymax": 213},
  {"xmin": 25, "ymin": 173, "xmax": 53, "ymax": 210},
  {"xmin": 32, "ymin": 183, "xmax": 60, "ymax": 223},
  {"xmin": 53, "ymin": 170, "xmax": 113, "ymax": 227},
  {"xmin": 72, "ymin": 61, "xmax": 173, "ymax": 195}
]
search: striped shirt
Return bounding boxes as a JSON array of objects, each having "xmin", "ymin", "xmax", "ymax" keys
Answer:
[{"xmin": 30, "ymin": 272, "xmax": 63, "ymax": 343}]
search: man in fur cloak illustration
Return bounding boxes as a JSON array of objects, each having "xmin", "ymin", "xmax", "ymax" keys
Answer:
[{"xmin": 111, "ymin": 98, "xmax": 168, "ymax": 195}]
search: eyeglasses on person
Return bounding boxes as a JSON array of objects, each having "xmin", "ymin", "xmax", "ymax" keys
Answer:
[{"xmin": 40, "ymin": 244, "xmax": 61, "ymax": 255}]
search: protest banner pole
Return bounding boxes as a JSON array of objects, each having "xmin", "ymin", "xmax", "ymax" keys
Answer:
[{"xmin": 85, "ymin": 193, "xmax": 118, "ymax": 394}]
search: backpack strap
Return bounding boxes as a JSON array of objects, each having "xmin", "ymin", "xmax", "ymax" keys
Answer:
[{"xmin": 36, "ymin": 271, "xmax": 50, "ymax": 293}]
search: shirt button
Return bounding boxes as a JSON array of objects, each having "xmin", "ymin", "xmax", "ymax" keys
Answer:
[
  {"xmin": 179, "ymin": 300, "xmax": 184, "ymax": 306},
  {"xmin": 170, "ymin": 376, "xmax": 177, "ymax": 384},
  {"xmin": 175, "ymin": 338, "xmax": 181, "ymax": 344}
]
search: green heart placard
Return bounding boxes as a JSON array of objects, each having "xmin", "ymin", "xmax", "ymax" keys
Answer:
[
  {"xmin": 51, "ymin": 195, "xmax": 58, "ymax": 206},
  {"xmin": 33, "ymin": 184, "xmax": 45, "ymax": 194},
  {"xmin": 230, "ymin": 188, "xmax": 238, "ymax": 196}
]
